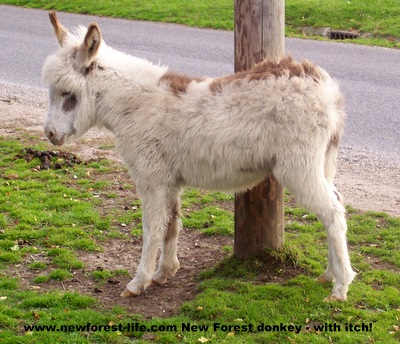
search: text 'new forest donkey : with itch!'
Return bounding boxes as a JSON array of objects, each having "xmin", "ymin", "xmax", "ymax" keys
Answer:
[{"xmin": 42, "ymin": 12, "xmax": 356, "ymax": 301}]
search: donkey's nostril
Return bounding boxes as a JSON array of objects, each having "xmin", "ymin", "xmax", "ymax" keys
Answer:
[
  {"xmin": 47, "ymin": 131, "xmax": 54, "ymax": 140},
  {"xmin": 45, "ymin": 127, "xmax": 56, "ymax": 142}
]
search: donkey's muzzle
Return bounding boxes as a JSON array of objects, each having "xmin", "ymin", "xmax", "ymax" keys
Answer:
[{"xmin": 44, "ymin": 126, "xmax": 66, "ymax": 146}]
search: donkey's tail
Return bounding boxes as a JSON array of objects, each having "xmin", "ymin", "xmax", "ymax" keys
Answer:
[
  {"xmin": 324, "ymin": 135, "xmax": 340, "ymax": 184},
  {"xmin": 319, "ymin": 69, "xmax": 345, "ymax": 201},
  {"xmin": 324, "ymin": 134, "xmax": 345, "ymax": 204}
]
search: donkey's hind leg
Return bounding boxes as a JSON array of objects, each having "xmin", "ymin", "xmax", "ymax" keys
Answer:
[
  {"xmin": 317, "ymin": 185, "xmax": 344, "ymax": 284},
  {"xmin": 152, "ymin": 189, "xmax": 182, "ymax": 285},
  {"xmin": 278, "ymin": 170, "xmax": 356, "ymax": 301},
  {"xmin": 321, "ymin": 193, "xmax": 357, "ymax": 301}
]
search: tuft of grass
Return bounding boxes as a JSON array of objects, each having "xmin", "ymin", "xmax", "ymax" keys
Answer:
[
  {"xmin": 28, "ymin": 261, "xmax": 47, "ymax": 270},
  {"xmin": 91, "ymin": 268, "xmax": 129, "ymax": 284},
  {"xmin": 264, "ymin": 244, "xmax": 301, "ymax": 268},
  {"xmin": 48, "ymin": 269, "xmax": 73, "ymax": 281},
  {"xmin": 33, "ymin": 275, "xmax": 49, "ymax": 284},
  {"xmin": 0, "ymin": 276, "xmax": 19, "ymax": 290},
  {"xmin": 199, "ymin": 255, "xmax": 264, "ymax": 280},
  {"xmin": 47, "ymin": 247, "xmax": 85, "ymax": 270},
  {"xmin": 222, "ymin": 245, "xmax": 233, "ymax": 253},
  {"xmin": 183, "ymin": 206, "xmax": 233, "ymax": 235}
]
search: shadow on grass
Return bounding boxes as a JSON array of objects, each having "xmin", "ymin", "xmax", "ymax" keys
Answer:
[{"xmin": 199, "ymin": 244, "xmax": 309, "ymax": 283}]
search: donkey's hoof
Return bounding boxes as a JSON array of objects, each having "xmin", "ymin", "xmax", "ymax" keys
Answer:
[
  {"xmin": 151, "ymin": 277, "xmax": 167, "ymax": 286},
  {"xmin": 316, "ymin": 275, "xmax": 331, "ymax": 284},
  {"xmin": 120, "ymin": 288, "xmax": 140, "ymax": 298},
  {"xmin": 324, "ymin": 294, "xmax": 345, "ymax": 302},
  {"xmin": 152, "ymin": 275, "xmax": 168, "ymax": 286}
]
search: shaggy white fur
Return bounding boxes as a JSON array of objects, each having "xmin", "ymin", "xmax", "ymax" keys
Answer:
[{"xmin": 43, "ymin": 12, "xmax": 356, "ymax": 301}]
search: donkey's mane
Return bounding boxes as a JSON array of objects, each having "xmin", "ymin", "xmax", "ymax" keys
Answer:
[{"xmin": 52, "ymin": 23, "xmax": 329, "ymax": 98}]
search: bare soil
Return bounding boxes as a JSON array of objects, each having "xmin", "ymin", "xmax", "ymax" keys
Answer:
[{"xmin": 2, "ymin": 98, "xmax": 399, "ymax": 318}]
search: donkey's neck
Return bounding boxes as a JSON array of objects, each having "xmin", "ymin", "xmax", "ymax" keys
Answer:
[
  {"xmin": 93, "ymin": 46, "xmax": 170, "ymax": 134},
  {"xmin": 99, "ymin": 45, "xmax": 168, "ymax": 87}
]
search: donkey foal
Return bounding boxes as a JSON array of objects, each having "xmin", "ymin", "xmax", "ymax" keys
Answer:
[{"xmin": 42, "ymin": 12, "xmax": 356, "ymax": 301}]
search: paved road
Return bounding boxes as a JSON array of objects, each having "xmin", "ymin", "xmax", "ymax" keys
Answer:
[{"xmin": 1, "ymin": 5, "xmax": 399, "ymax": 158}]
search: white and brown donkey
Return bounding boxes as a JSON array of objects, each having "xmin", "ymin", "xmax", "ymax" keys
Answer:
[{"xmin": 42, "ymin": 12, "xmax": 356, "ymax": 301}]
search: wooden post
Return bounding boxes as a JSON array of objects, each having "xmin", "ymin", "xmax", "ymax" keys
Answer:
[{"xmin": 234, "ymin": 0, "xmax": 285, "ymax": 259}]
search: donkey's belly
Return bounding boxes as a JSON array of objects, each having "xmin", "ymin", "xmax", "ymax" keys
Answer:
[{"xmin": 182, "ymin": 166, "xmax": 268, "ymax": 193}]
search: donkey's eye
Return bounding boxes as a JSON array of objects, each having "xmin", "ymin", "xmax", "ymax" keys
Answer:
[
  {"xmin": 62, "ymin": 93, "xmax": 78, "ymax": 112},
  {"xmin": 61, "ymin": 91, "xmax": 72, "ymax": 97}
]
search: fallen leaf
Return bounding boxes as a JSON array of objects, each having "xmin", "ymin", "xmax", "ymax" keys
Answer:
[
  {"xmin": 198, "ymin": 337, "xmax": 210, "ymax": 343},
  {"xmin": 142, "ymin": 333, "xmax": 157, "ymax": 340},
  {"xmin": 5, "ymin": 174, "xmax": 19, "ymax": 180},
  {"xmin": 10, "ymin": 244, "xmax": 19, "ymax": 251}
]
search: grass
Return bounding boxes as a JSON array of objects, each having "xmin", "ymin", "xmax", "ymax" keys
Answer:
[
  {"xmin": 1, "ymin": 0, "xmax": 399, "ymax": 48},
  {"xmin": 0, "ymin": 135, "xmax": 399, "ymax": 343}
]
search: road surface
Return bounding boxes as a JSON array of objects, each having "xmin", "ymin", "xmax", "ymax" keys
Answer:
[{"xmin": 1, "ymin": 5, "xmax": 399, "ymax": 158}]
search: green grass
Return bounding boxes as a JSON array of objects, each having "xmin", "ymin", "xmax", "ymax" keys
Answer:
[
  {"xmin": 183, "ymin": 205, "xmax": 234, "ymax": 236},
  {"xmin": 91, "ymin": 268, "xmax": 130, "ymax": 284},
  {"xmin": 0, "ymin": 135, "xmax": 399, "ymax": 343},
  {"xmin": 286, "ymin": 0, "xmax": 400, "ymax": 39},
  {"xmin": 1, "ymin": 0, "xmax": 399, "ymax": 48}
]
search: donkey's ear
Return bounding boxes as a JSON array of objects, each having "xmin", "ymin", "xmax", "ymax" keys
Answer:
[
  {"xmin": 49, "ymin": 11, "xmax": 69, "ymax": 46},
  {"xmin": 78, "ymin": 23, "xmax": 102, "ymax": 67}
]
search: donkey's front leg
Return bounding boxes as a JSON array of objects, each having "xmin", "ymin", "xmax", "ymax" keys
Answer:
[
  {"xmin": 152, "ymin": 198, "xmax": 182, "ymax": 285},
  {"xmin": 121, "ymin": 192, "xmax": 168, "ymax": 297}
]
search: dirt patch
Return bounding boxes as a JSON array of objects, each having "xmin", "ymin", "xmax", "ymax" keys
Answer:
[
  {"xmin": 79, "ymin": 231, "xmax": 233, "ymax": 318},
  {"xmin": 2, "ymin": 98, "xmax": 400, "ymax": 318},
  {"xmin": 13, "ymin": 231, "xmax": 232, "ymax": 319}
]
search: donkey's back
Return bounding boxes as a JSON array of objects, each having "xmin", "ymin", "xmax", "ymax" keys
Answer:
[{"xmin": 114, "ymin": 55, "xmax": 345, "ymax": 195}]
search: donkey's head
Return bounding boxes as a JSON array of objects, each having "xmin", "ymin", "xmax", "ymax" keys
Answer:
[{"xmin": 42, "ymin": 12, "xmax": 102, "ymax": 146}]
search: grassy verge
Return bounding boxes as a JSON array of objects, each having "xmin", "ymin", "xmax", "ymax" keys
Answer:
[
  {"xmin": 1, "ymin": 0, "xmax": 399, "ymax": 48},
  {"xmin": 0, "ymin": 135, "xmax": 399, "ymax": 343}
]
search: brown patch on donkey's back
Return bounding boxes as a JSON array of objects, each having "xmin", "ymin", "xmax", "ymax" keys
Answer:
[
  {"xmin": 210, "ymin": 55, "xmax": 326, "ymax": 94},
  {"xmin": 159, "ymin": 71, "xmax": 205, "ymax": 95}
]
